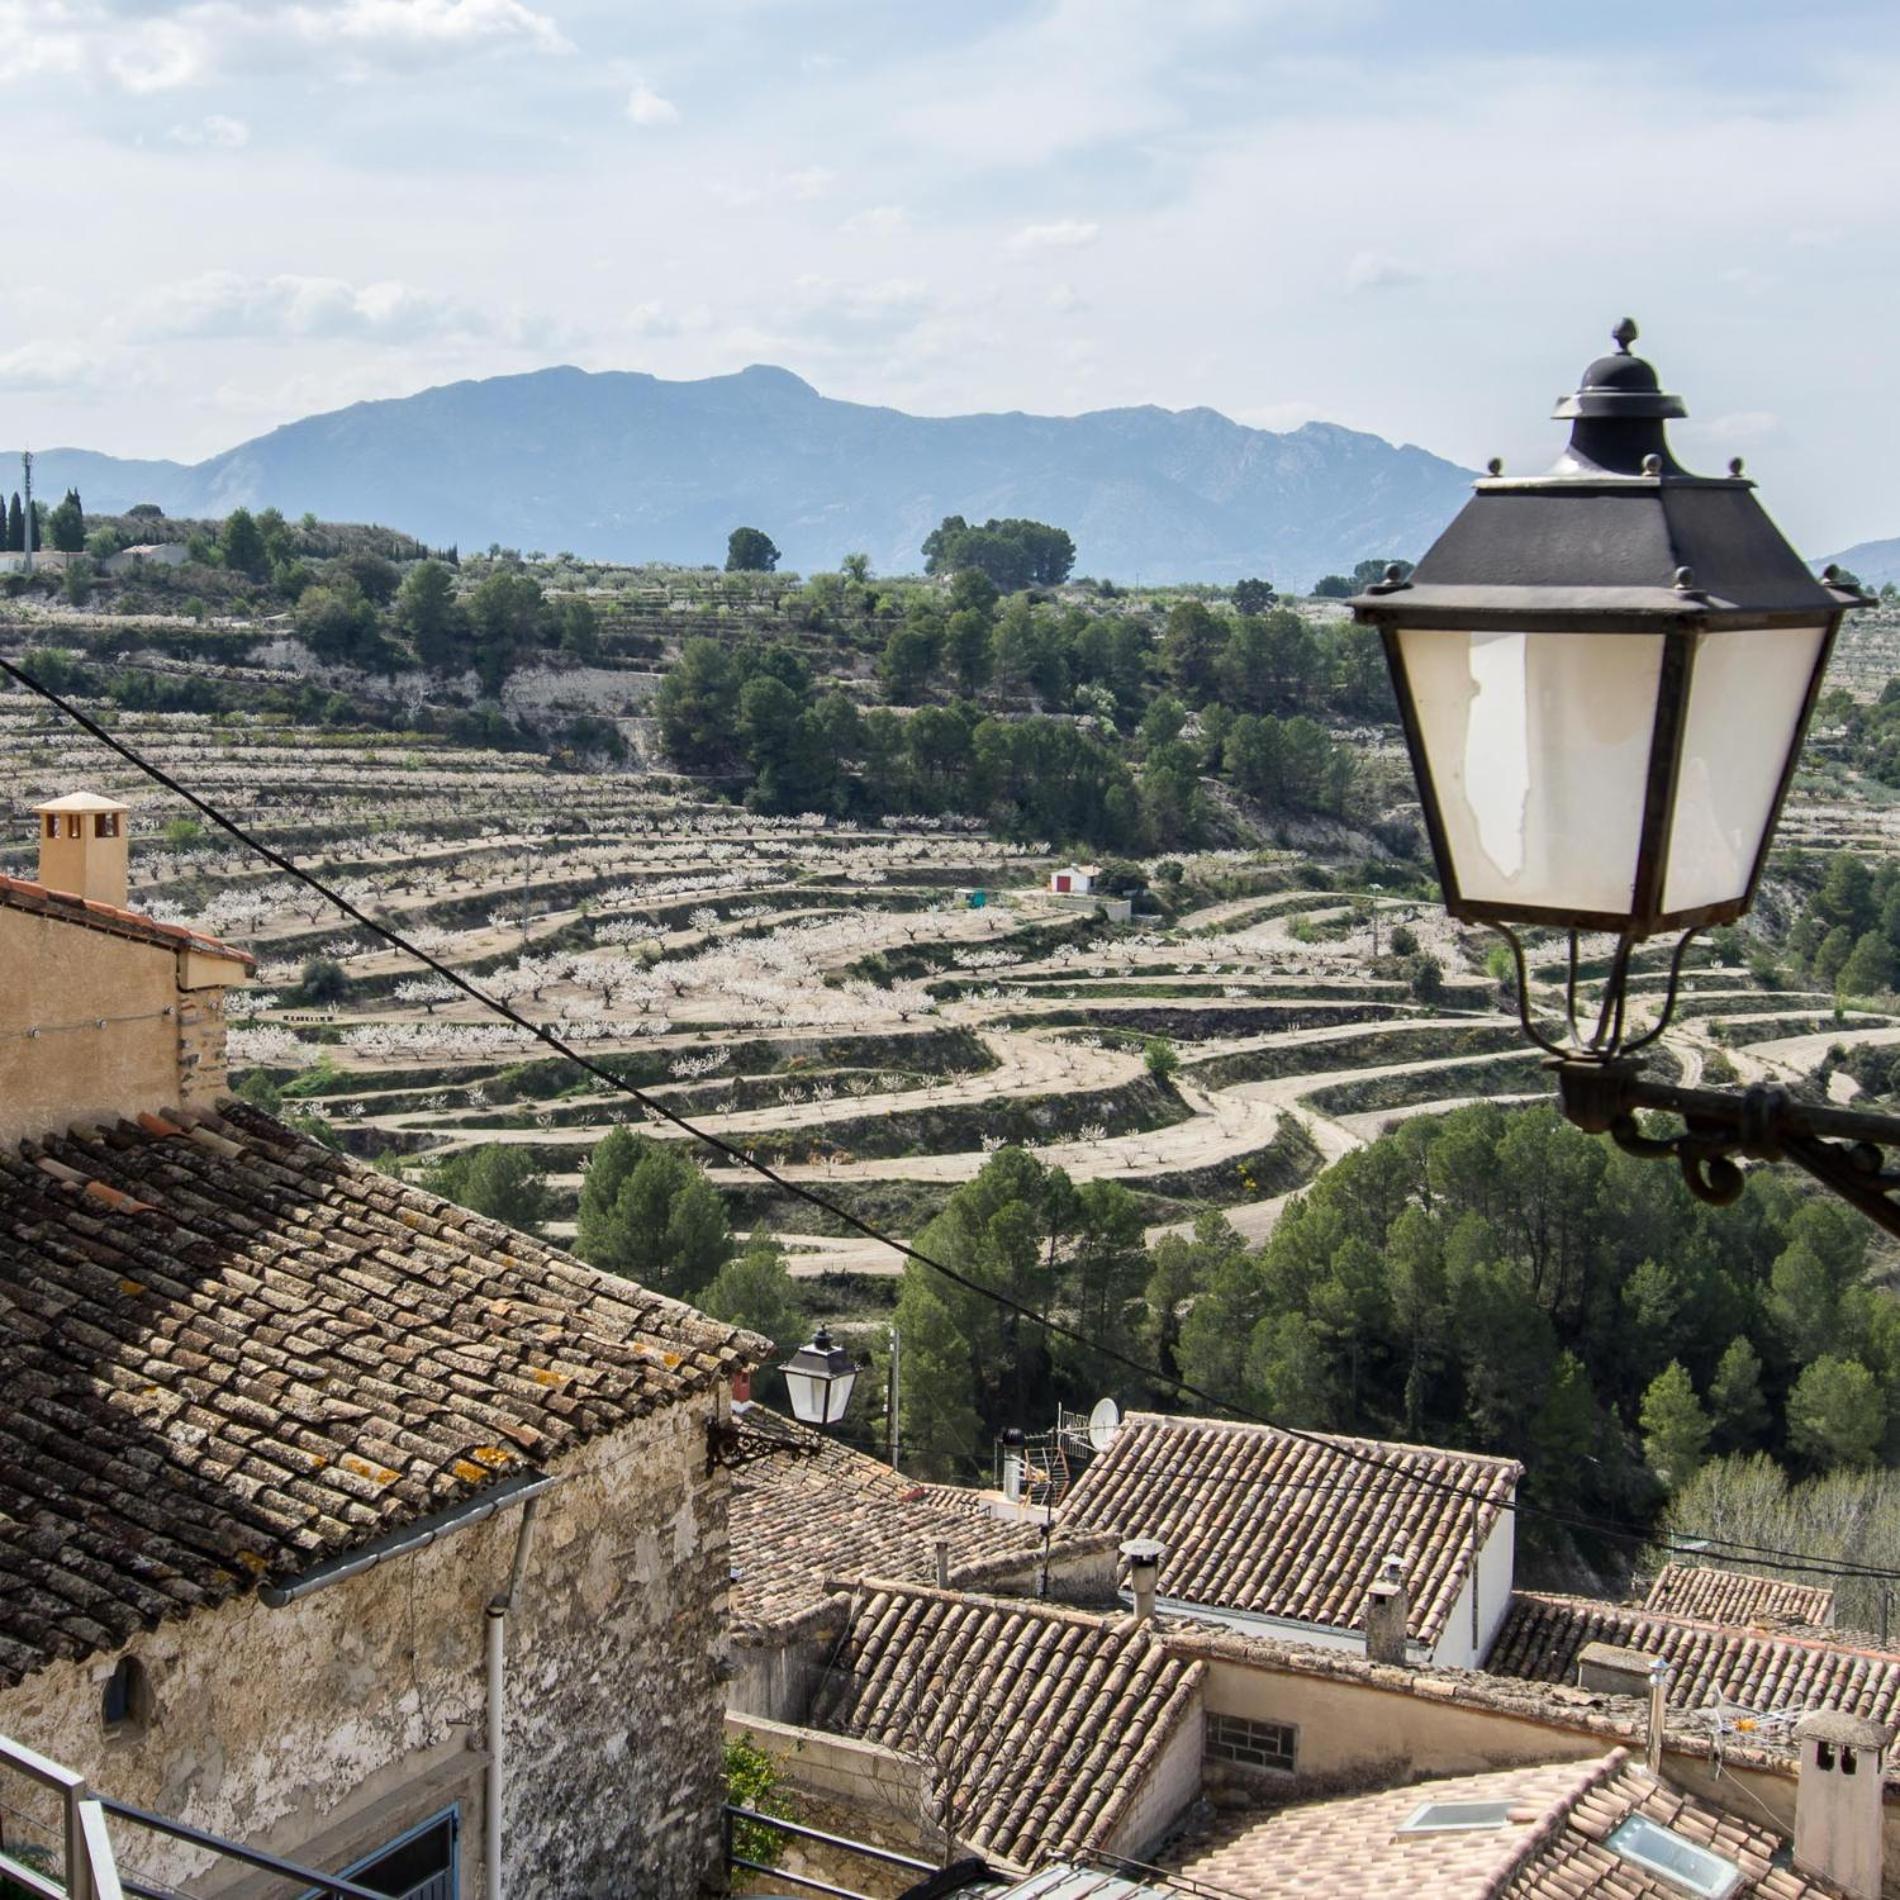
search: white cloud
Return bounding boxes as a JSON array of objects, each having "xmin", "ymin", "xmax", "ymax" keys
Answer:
[
  {"xmin": 0, "ymin": 342, "xmax": 102, "ymax": 394},
  {"xmin": 133, "ymin": 271, "xmax": 487, "ymax": 344},
  {"xmin": 786, "ymin": 167, "xmax": 835, "ymax": 199},
  {"xmin": 1007, "ymin": 219, "xmax": 1099, "ymax": 253},
  {"xmin": 0, "ymin": 0, "xmax": 566, "ymax": 95},
  {"xmin": 105, "ymin": 17, "xmax": 206, "ymax": 92},
  {"xmin": 1047, "ymin": 282, "xmax": 1085, "ymax": 314},
  {"xmin": 0, "ymin": 7, "xmax": 83, "ymax": 83},
  {"xmin": 167, "ymin": 114, "xmax": 250, "ymax": 148},
  {"xmin": 842, "ymin": 205, "xmax": 908, "ymax": 238},
  {"xmin": 288, "ymin": 0, "xmax": 568, "ymax": 55},
  {"xmin": 1344, "ymin": 250, "xmax": 1421, "ymax": 293},
  {"xmin": 627, "ymin": 82, "xmax": 680, "ymax": 126}
]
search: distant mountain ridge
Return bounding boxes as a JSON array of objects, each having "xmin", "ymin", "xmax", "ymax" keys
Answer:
[
  {"xmin": 7, "ymin": 364, "xmax": 1482, "ymax": 587},
  {"xmin": 1817, "ymin": 536, "xmax": 1900, "ymax": 591}
]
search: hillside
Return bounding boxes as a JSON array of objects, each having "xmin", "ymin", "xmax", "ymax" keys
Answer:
[{"xmin": 7, "ymin": 364, "xmax": 1476, "ymax": 588}]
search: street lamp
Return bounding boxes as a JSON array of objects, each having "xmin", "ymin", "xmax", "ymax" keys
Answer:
[
  {"xmin": 1351, "ymin": 321, "xmax": 1900, "ymax": 1229},
  {"xmin": 779, "ymin": 1326, "xmax": 860, "ymax": 1427}
]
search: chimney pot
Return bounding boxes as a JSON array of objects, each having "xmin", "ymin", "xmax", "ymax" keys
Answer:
[{"xmin": 1120, "ymin": 1538, "xmax": 1165, "ymax": 1625}]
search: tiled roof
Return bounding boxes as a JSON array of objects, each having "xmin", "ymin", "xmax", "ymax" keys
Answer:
[
  {"xmin": 1643, "ymin": 1562, "xmax": 1836, "ymax": 1630},
  {"xmin": 1171, "ymin": 1750, "xmax": 1844, "ymax": 1899},
  {"xmin": 0, "ymin": 873, "xmax": 254, "ymax": 968},
  {"xmin": 729, "ymin": 1410, "xmax": 1111, "ymax": 1639},
  {"xmin": 811, "ymin": 1581, "xmax": 1204, "ymax": 1867},
  {"xmin": 0, "ymin": 1103, "xmax": 762, "ymax": 1687},
  {"xmin": 1059, "ymin": 1411, "xmax": 1520, "ymax": 1646},
  {"xmin": 1488, "ymin": 1592, "xmax": 1900, "ymax": 1732}
]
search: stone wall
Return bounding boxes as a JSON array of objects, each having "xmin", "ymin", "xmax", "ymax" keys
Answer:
[{"xmin": 0, "ymin": 1396, "xmax": 735, "ymax": 1900}]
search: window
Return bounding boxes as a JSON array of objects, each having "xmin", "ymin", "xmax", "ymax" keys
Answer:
[
  {"xmin": 64, "ymin": 815, "xmax": 82, "ymax": 839},
  {"xmin": 101, "ymin": 1657, "xmax": 153, "ymax": 1737},
  {"xmin": 1397, "ymin": 1801, "xmax": 1517, "ymax": 1835},
  {"xmin": 94, "ymin": 813, "xmax": 119, "ymax": 839},
  {"xmin": 1206, "ymin": 1712, "xmax": 1297, "ymax": 1775},
  {"xmin": 300, "ymin": 1809, "xmax": 458, "ymax": 1900},
  {"xmin": 43, "ymin": 815, "xmax": 56, "ymax": 840},
  {"xmin": 1605, "ymin": 1815, "xmax": 1740, "ymax": 1898}
]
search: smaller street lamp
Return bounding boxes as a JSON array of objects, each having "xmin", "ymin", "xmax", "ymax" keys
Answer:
[
  {"xmin": 779, "ymin": 1326, "xmax": 860, "ymax": 1427},
  {"xmin": 1352, "ymin": 322, "xmax": 1900, "ymax": 1231}
]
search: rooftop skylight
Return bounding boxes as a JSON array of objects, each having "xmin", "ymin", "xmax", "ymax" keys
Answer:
[
  {"xmin": 1395, "ymin": 1800, "xmax": 1517, "ymax": 1835},
  {"xmin": 1606, "ymin": 1815, "xmax": 1741, "ymax": 1898}
]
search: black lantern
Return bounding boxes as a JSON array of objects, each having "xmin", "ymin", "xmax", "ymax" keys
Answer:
[
  {"xmin": 1352, "ymin": 320, "xmax": 1863, "ymax": 1052},
  {"xmin": 779, "ymin": 1326, "xmax": 859, "ymax": 1427},
  {"xmin": 1344, "ymin": 322, "xmax": 1900, "ymax": 1241}
]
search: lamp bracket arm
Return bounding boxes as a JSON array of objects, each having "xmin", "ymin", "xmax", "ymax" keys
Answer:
[{"xmin": 1559, "ymin": 1062, "xmax": 1900, "ymax": 1239}]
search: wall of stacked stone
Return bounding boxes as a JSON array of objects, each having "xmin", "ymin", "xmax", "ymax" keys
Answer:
[{"xmin": 0, "ymin": 1396, "xmax": 734, "ymax": 1900}]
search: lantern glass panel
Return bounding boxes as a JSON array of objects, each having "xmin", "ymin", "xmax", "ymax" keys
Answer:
[
  {"xmin": 825, "ymin": 1364, "xmax": 859, "ymax": 1422},
  {"xmin": 1398, "ymin": 626, "xmax": 1665, "ymax": 919},
  {"xmin": 782, "ymin": 1367, "xmax": 824, "ymax": 1424},
  {"xmin": 1661, "ymin": 624, "xmax": 1826, "ymax": 916}
]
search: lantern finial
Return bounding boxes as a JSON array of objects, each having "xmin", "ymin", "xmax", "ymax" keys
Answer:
[{"xmin": 1612, "ymin": 316, "xmax": 1639, "ymax": 354}]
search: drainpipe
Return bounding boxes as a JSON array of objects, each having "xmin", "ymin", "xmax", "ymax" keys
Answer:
[{"xmin": 486, "ymin": 1497, "xmax": 543, "ymax": 1900}]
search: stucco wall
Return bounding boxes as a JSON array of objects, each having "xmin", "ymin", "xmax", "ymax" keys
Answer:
[
  {"xmin": 1430, "ymin": 1514, "xmax": 1515, "ymax": 1672},
  {"xmin": 0, "ymin": 1397, "xmax": 734, "ymax": 1900},
  {"xmin": 1199, "ymin": 1654, "xmax": 1608, "ymax": 1785},
  {"xmin": 0, "ymin": 909, "xmax": 182, "ymax": 1145}
]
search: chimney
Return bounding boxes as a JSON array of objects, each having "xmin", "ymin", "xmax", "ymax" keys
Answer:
[
  {"xmin": 34, "ymin": 793, "xmax": 131, "ymax": 908},
  {"xmin": 1364, "ymin": 1550, "xmax": 1410, "ymax": 1666},
  {"xmin": 1121, "ymin": 1539, "xmax": 1165, "ymax": 1624},
  {"xmin": 933, "ymin": 1538, "xmax": 951, "ymax": 1588},
  {"xmin": 1645, "ymin": 1658, "xmax": 1674, "ymax": 1773},
  {"xmin": 1576, "ymin": 1640, "xmax": 1661, "ymax": 1701},
  {"xmin": 1794, "ymin": 1711, "xmax": 1891, "ymax": 1900}
]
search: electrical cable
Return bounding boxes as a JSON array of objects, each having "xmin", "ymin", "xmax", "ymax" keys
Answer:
[{"xmin": 7, "ymin": 651, "xmax": 1900, "ymax": 1589}]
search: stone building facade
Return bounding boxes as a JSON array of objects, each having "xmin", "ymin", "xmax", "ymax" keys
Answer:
[{"xmin": 0, "ymin": 795, "xmax": 765, "ymax": 1899}]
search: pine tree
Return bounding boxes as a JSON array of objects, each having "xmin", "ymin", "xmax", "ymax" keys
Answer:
[
  {"xmin": 1838, "ymin": 930, "xmax": 1894, "ymax": 999},
  {"xmin": 1709, "ymin": 1337, "xmax": 1769, "ymax": 1449},
  {"xmin": 1641, "ymin": 1361, "xmax": 1713, "ymax": 1490},
  {"xmin": 47, "ymin": 489, "xmax": 85, "ymax": 554}
]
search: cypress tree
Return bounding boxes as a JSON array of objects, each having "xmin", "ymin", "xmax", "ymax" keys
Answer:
[{"xmin": 5, "ymin": 493, "xmax": 19, "ymax": 553}]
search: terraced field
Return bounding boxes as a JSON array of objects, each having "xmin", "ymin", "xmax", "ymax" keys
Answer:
[{"xmin": 9, "ymin": 682, "xmax": 1895, "ymax": 1308}]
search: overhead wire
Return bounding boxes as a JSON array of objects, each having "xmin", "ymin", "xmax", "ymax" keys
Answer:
[{"xmin": 7, "ymin": 651, "xmax": 1900, "ymax": 1590}]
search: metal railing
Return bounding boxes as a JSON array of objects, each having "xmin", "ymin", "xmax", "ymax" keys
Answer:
[
  {"xmin": 0, "ymin": 1731, "xmax": 121, "ymax": 1900},
  {"xmin": 0, "ymin": 1729, "xmax": 386, "ymax": 1900},
  {"xmin": 723, "ymin": 1802, "xmax": 939, "ymax": 1900}
]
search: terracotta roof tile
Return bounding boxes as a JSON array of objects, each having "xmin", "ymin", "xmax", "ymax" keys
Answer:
[
  {"xmin": 0, "ymin": 1103, "xmax": 763, "ymax": 1686},
  {"xmin": 0, "ymin": 872, "xmax": 254, "ymax": 968},
  {"xmin": 1488, "ymin": 1592, "xmax": 1900, "ymax": 1733},
  {"xmin": 1643, "ymin": 1563, "xmax": 1836, "ymax": 1631},
  {"xmin": 1059, "ymin": 1412, "xmax": 1519, "ymax": 1646},
  {"xmin": 1171, "ymin": 1751, "xmax": 1847, "ymax": 1899},
  {"xmin": 811, "ymin": 1581, "xmax": 1203, "ymax": 1867},
  {"xmin": 729, "ymin": 1412, "xmax": 1113, "ymax": 1639}
]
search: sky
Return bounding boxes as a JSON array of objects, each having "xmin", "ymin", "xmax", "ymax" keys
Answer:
[{"xmin": 4, "ymin": 0, "xmax": 1899, "ymax": 555}]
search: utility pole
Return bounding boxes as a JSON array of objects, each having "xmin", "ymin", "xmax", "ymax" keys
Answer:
[
  {"xmin": 21, "ymin": 450, "xmax": 33, "ymax": 578},
  {"xmin": 887, "ymin": 1324, "xmax": 901, "ymax": 1472}
]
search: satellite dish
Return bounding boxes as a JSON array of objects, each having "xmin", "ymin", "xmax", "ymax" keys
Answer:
[{"xmin": 1087, "ymin": 1397, "xmax": 1122, "ymax": 1454}]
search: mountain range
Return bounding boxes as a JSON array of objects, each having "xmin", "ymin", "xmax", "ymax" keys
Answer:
[
  {"xmin": 8, "ymin": 365, "xmax": 1481, "ymax": 588},
  {"xmin": 1815, "ymin": 536, "xmax": 1900, "ymax": 591}
]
